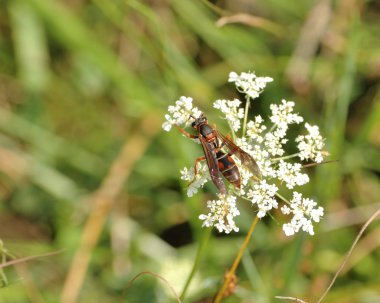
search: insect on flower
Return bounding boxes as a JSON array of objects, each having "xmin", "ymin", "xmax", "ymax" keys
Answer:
[
  {"xmin": 163, "ymin": 72, "xmax": 328, "ymax": 236},
  {"xmin": 176, "ymin": 113, "xmax": 261, "ymax": 195}
]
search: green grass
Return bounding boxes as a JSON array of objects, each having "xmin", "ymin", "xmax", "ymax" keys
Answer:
[{"xmin": 1, "ymin": 0, "xmax": 380, "ymax": 302}]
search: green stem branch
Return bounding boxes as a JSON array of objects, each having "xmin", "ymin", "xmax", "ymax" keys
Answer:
[
  {"xmin": 242, "ymin": 96, "xmax": 251, "ymax": 137},
  {"xmin": 270, "ymin": 153, "xmax": 300, "ymax": 162},
  {"xmin": 214, "ymin": 216, "xmax": 260, "ymax": 302}
]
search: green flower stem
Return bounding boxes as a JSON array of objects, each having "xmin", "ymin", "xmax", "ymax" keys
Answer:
[
  {"xmin": 265, "ymin": 123, "xmax": 277, "ymax": 135},
  {"xmin": 242, "ymin": 96, "xmax": 251, "ymax": 137},
  {"xmin": 270, "ymin": 153, "xmax": 300, "ymax": 162},
  {"xmin": 214, "ymin": 216, "xmax": 260, "ymax": 302},
  {"xmin": 0, "ymin": 255, "xmax": 8, "ymax": 287},
  {"xmin": 179, "ymin": 227, "xmax": 212, "ymax": 300},
  {"xmin": 0, "ymin": 240, "xmax": 16, "ymax": 287},
  {"xmin": 275, "ymin": 191, "xmax": 291, "ymax": 205}
]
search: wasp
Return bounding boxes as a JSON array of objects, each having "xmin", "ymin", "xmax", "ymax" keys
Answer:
[{"xmin": 176, "ymin": 114, "xmax": 261, "ymax": 195}]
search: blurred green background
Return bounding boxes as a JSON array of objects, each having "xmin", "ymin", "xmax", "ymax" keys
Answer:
[{"xmin": 1, "ymin": 0, "xmax": 380, "ymax": 302}]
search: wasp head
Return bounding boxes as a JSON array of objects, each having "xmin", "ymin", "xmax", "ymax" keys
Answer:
[{"xmin": 191, "ymin": 114, "xmax": 207, "ymax": 128}]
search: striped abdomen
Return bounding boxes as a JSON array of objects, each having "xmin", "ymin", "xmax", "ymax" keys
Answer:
[{"xmin": 216, "ymin": 151, "xmax": 241, "ymax": 189}]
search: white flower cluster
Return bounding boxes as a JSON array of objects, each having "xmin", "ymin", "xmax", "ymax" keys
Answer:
[
  {"xmin": 199, "ymin": 194, "xmax": 240, "ymax": 234},
  {"xmin": 162, "ymin": 71, "xmax": 328, "ymax": 236},
  {"xmin": 296, "ymin": 123, "xmax": 326, "ymax": 163},
  {"xmin": 276, "ymin": 161, "xmax": 309, "ymax": 189},
  {"xmin": 180, "ymin": 163, "xmax": 210, "ymax": 197},
  {"xmin": 162, "ymin": 96, "xmax": 202, "ymax": 132},
  {"xmin": 228, "ymin": 71, "xmax": 273, "ymax": 99},
  {"xmin": 213, "ymin": 99, "xmax": 244, "ymax": 132},
  {"xmin": 247, "ymin": 180, "xmax": 278, "ymax": 218},
  {"xmin": 246, "ymin": 116, "xmax": 266, "ymax": 143},
  {"xmin": 270, "ymin": 100, "xmax": 304, "ymax": 131},
  {"xmin": 281, "ymin": 192, "xmax": 324, "ymax": 236}
]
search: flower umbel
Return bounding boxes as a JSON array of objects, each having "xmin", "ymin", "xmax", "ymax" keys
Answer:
[
  {"xmin": 162, "ymin": 96, "xmax": 202, "ymax": 132},
  {"xmin": 228, "ymin": 71, "xmax": 273, "ymax": 100},
  {"xmin": 199, "ymin": 194, "xmax": 240, "ymax": 234},
  {"xmin": 180, "ymin": 162, "xmax": 210, "ymax": 197},
  {"xmin": 163, "ymin": 71, "xmax": 328, "ymax": 236},
  {"xmin": 296, "ymin": 123, "xmax": 327, "ymax": 163},
  {"xmin": 281, "ymin": 192, "xmax": 324, "ymax": 236},
  {"xmin": 213, "ymin": 99, "xmax": 244, "ymax": 132},
  {"xmin": 247, "ymin": 180, "xmax": 278, "ymax": 218}
]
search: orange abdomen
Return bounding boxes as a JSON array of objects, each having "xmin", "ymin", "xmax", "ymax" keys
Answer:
[{"xmin": 216, "ymin": 151, "xmax": 241, "ymax": 189}]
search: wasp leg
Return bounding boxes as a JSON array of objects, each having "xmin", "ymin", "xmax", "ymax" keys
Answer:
[
  {"xmin": 175, "ymin": 125, "xmax": 198, "ymax": 139},
  {"xmin": 187, "ymin": 155, "xmax": 206, "ymax": 188}
]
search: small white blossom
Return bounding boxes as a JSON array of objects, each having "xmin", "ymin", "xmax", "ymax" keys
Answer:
[
  {"xmin": 246, "ymin": 116, "xmax": 266, "ymax": 143},
  {"xmin": 180, "ymin": 163, "xmax": 209, "ymax": 197},
  {"xmin": 281, "ymin": 205, "xmax": 291, "ymax": 215},
  {"xmin": 199, "ymin": 195, "xmax": 240, "ymax": 233},
  {"xmin": 270, "ymin": 100, "xmax": 304, "ymax": 132},
  {"xmin": 238, "ymin": 166, "xmax": 253, "ymax": 188},
  {"xmin": 281, "ymin": 192, "xmax": 324, "ymax": 236},
  {"xmin": 228, "ymin": 71, "xmax": 273, "ymax": 100},
  {"xmin": 263, "ymin": 132, "xmax": 287, "ymax": 156},
  {"xmin": 247, "ymin": 180, "xmax": 278, "ymax": 218},
  {"xmin": 213, "ymin": 99, "xmax": 244, "ymax": 132},
  {"xmin": 276, "ymin": 160, "xmax": 309, "ymax": 189},
  {"xmin": 258, "ymin": 159, "xmax": 277, "ymax": 178},
  {"xmin": 162, "ymin": 96, "xmax": 202, "ymax": 131},
  {"xmin": 296, "ymin": 123, "xmax": 327, "ymax": 163}
]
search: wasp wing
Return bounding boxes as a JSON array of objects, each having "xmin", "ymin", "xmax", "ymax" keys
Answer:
[
  {"xmin": 199, "ymin": 134, "xmax": 227, "ymax": 195},
  {"xmin": 216, "ymin": 131, "xmax": 261, "ymax": 180}
]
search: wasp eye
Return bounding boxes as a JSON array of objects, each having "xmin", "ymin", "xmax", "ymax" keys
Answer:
[{"xmin": 191, "ymin": 121, "xmax": 196, "ymax": 128}]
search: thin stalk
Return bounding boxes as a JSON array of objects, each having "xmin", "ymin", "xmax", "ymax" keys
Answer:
[
  {"xmin": 227, "ymin": 120, "xmax": 237, "ymax": 142},
  {"xmin": 265, "ymin": 123, "xmax": 277, "ymax": 135},
  {"xmin": 179, "ymin": 227, "xmax": 212, "ymax": 300},
  {"xmin": 0, "ymin": 241, "xmax": 16, "ymax": 286},
  {"xmin": 270, "ymin": 153, "xmax": 299, "ymax": 162},
  {"xmin": 275, "ymin": 191, "xmax": 291, "ymax": 205},
  {"xmin": 214, "ymin": 216, "xmax": 260, "ymax": 302},
  {"xmin": 242, "ymin": 96, "xmax": 251, "ymax": 137},
  {"xmin": 0, "ymin": 252, "xmax": 8, "ymax": 286},
  {"xmin": 317, "ymin": 208, "xmax": 380, "ymax": 303}
]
